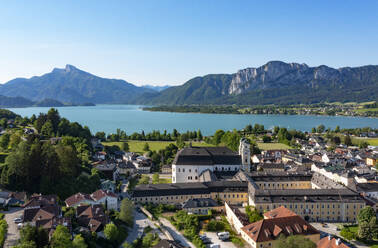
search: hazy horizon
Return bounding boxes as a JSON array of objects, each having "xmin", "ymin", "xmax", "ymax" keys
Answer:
[{"xmin": 1, "ymin": 0, "xmax": 378, "ymax": 86}]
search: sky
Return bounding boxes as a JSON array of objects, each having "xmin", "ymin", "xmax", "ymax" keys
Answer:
[{"xmin": 0, "ymin": 0, "xmax": 378, "ymax": 86}]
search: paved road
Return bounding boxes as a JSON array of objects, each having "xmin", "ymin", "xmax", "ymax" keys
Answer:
[
  {"xmin": 310, "ymin": 222, "xmax": 368, "ymax": 248},
  {"xmin": 123, "ymin": 210, "xmax": 165, "ymax": 246},
  {"xmin": 203, "ymin": 232, "xmax": 240, "ymax": 248},
  {"xmin": 3, "ymin": 208, "xmax": 23, "ymax": 248},
  {"xmin": 160, "ymin": 217, "xmax": 195, "ymax": 248}
]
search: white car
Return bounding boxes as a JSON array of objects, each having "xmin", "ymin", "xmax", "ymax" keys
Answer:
[
  {"xmin": 17, "ymin": 223, "xmax": 23, "ymax": 229},
  {"xmin": 13, "ymin": 217, "xmax": 22, "ymax": 223}
]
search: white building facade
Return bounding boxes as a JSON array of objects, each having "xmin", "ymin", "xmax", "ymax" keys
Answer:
[{"xmin": 172, "ymin": 140, "xmax": 250, "ymax": 183}]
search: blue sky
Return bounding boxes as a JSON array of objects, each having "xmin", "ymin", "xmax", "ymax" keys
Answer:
[{"xmin": 1, "ymin": 0, "xmax": 377, "ymax": 86}]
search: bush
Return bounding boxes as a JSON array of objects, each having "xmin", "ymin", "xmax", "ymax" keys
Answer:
[
  {"xmin": 0, "ymin": 219, "xmax": 8, "ymax": 247},
  {"xmin": 205, "ymin": 220, "xmax": 225, "ymax": 232},
  {"xmin": 231, "ymin": 237, "xmax": 244, "ymax": 247},
  {"xmin": 340, "ymin": 227, "xmax": 357, "ymax": 240}
]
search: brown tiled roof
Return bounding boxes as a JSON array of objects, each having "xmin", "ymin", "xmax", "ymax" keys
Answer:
[
  {"xmin": 23, "ymin": 194, "xmax": 57, "ymax": 208},
  {"xmin": 241, "ymin": 215, "xmax": 319, "ymax": 242},
  {"xmin": 65, "ymin": 193, "xmax": 93, "ymax": 207},
  {"xmin": 317, "ymin": 236, "xmax": 349, "ymax": 248},
  {"xmin": 90, "ymin": 190, "xmax": 117, "ymax": 201},
  {"xmin": 23, "ymin": 205, "xmax": 60, "ymax": 222},
  {"xmin": 76, "ymin": 204, "xmax": 108, "ymax": 232},
  {"xmin": 264, "ymin": 206, "xmax": 298, "ymax": 219}
]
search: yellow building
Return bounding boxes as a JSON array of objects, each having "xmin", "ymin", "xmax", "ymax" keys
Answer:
[
  {"xmin": 132, "ymin": 181, "xmax": 248, "ymax": 206},
  {"xmin": 248, "ymin": 187, "xmax": 365, "ymax": 222}
]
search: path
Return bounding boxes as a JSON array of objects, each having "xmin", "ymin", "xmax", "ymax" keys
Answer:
[
  {"xmin": 3, "ymin": 208, "xmax": 23, "ymax": 248},
  {"xmin": 160, "ymin": 217, "xmax": 195, "ymax": 248}
]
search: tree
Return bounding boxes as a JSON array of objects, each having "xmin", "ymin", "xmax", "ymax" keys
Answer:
[
  {"xmin": 0, "ymin": 133, "xmax": 10, "ymax": 150},
  {"xmin": 50, "ymin": 225, "xmax": 73, "ymax": 248},
  {"xmin": 197, "ymin": 129, "xmax": 203, "ymax": 141},
  {"xmin": 72, "ymin": 234, "xmax": 87, "ymax": 248},
  {"xmin": 41, "ymin": 120, "xmax": 54, "ymax": 137},
  {"xmin": 104, "ymin": 223, "xmax": 119, "ymax": 242},
  {"xmin": 340, "ymin": 227, "xmax": 356, "ymax": 240},
  {"xmin": 344, "ymin": 135, "xmax": 352, "ymax": 146},
  {"xmin": 262, "ymin": 135, "xmax": 271, "ymax": 143},
  {"xmin": 122, "ymin": 142, "xmax": 130, "ymax": 152},
  {"xmin": 13, "ymin": 241, "xmax": 37, "ymax": 248},
  {"xmin": 335, "ymin": 125, "xmax": 340, "ymax": 133},
  {"xmin": 95, "ymin": 131, "xmax": 106, "ymax": 141},
  {"xmin": 311, "ymin": 127, "xmax": 316, "ymax": 133},
  {"xmin": 213, "ymin": 130, "xmax": 225, "ymax": 145},
  {"xmin": 143, "ymin": 143, "xmax": 150, "ymax": 152},
  {"xmin": 152, "ymin": 173, "xmax": 160, "ymax": 184},
  {"xmin": 245, "ymin": 206, "xmax": 263, "ymax": 223},
  {"xmin": 274, "ymin": 234, "xmax": 316, "ymax": 248},
  {"xmin": 119, "ymin": 199, "xmax": 135, "ymax": 226},
  {"xmin": 358, "ymin": 206, "xmax": 376, "ymax": 224},
  {"xmin": 316, "ymin": 124, "xmax": 325, "ymax": 133}
]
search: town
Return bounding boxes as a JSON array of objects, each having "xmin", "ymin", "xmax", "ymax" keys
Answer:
[{"xmin": 0, "ymin": 108, "xmax": 377, "ymax": 248}]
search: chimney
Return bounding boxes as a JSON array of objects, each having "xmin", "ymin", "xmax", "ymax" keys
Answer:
[{"xmin": 336, "ymin": 238, "xmax": 341, "ymax": 246}]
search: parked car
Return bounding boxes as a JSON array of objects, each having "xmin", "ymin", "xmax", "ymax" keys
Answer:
[
  {"xmin": 200, "ymin": 235, "xmax": 211, "ymax": 244},
  {"xmin": 209, "ymin": 244, "xmax": 220, "ymax": 248},
  {"xmin": 217, "ymin": 231, "xmax": 230, "ymax": 241},
  {"xmin": 17, "ymin": 223, "xmax": 23, "ymax": 229},
  {"xmin": 13, "ymin": 217, "xmax": 22, "ymax": 223}
]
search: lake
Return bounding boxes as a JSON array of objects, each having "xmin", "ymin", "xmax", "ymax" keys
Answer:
[{"xmin": 7, "ymin": 105, "xmax": 378, "ymax": 136}]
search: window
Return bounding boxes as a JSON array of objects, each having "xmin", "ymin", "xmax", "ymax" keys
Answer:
[
  {"xmin": 189, "ymin": 169, "xmax": 191, "ymax": 172},
  {"xmin": 178, "ymin": 168, "xmax": 180, "ymax": 172}
]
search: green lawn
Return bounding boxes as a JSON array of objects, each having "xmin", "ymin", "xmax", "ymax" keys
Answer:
[
  {"xmin": 352, "ymin": 137, "xmax": 378, "ymax": 146},
  {"xmin": 257, "ymin": 142, "xmax": 291, "ymax": 150},
  {"xmin": 103, "ymin": 140, "xmax": 213, "ymax": 153}
]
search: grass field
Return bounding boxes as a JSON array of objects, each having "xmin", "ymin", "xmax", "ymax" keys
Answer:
[
  {"xmin": 349, "ymin": 137, "xmax": 378, "ymax": 146},
  {"xmin": 103, "ymin": 140, "xmax": 213, "ymax": 153},
  {"xmin": 257, "ymin": 142, "xmax": 291, "ymax": 150}
]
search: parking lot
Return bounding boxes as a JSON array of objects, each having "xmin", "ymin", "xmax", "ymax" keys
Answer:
[
  {"xmin": 203, "ymin": 232, "xmax": 241, "ymax": 248},
  {"xmin": 3, "ymin": 208, "xmax": 23, "ymax": 248}
]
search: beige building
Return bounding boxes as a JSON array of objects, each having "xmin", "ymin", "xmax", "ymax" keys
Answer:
[
  {"xmin": 132, "ymin": 181, "xmax": 248, "ymax": 206},
  {"xmin": 248, "ymin": 187, "xmax": 365, "ymax": 222}
]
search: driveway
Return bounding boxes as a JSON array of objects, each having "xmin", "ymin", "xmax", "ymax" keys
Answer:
[
  {"xmin": 203, "ymin": 232, "xmax": 240, "ymax": 248},
  {"xmin": 123, "ymin": 210, "xmax": 165, "ymax": 246},
  {"xmin": 160, "ymin": 217, "xmax": 195, "ymax": 248},
  {"xmin": 2, "ymin": 208, "xmax": 23, "ymax": 248}
]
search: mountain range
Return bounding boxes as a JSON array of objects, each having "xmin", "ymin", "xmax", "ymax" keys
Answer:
[{"xmin": 1, "ymin": 61, "xmax": 377, "ymax": 106}]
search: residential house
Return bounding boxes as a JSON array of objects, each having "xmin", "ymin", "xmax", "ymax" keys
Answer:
[
  {"xmin": 317, "ymin": 236, "xmax": 349, "ymax": 248},
  {"xmin": 182, "ymin": 198, "xmax": 219, "ymax": 214},
  {"xmin": 161, "ymin": 164, "xmax": 172, "ymax": 174},
  {"xmin": 76, "ymin": 204, "xmax": 108, "ymax": 233},
  {"xmin": 90, "ymin": 190, "xmax": 118, "ymax": 210},
  {"xmin": 101, "ymin": 180, "xmax": 116, "ymax": 193}
]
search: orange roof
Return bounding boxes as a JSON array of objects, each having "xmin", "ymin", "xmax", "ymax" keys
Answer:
[
  {"xmin": 264, "ymin": 206, "xmax": 297, "ymax": 219},
  {"xmin": 317, "ymin": 236, "xmax": 348, "ymax": 248},
  {"xmin": 241, "ymin": 215, "xmax": 319, "ymax": 243}
]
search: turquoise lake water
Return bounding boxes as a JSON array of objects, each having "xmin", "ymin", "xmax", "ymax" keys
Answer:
[{"xmin": 7, "ymin": 105, "xmax": 378, "ymax": 135}]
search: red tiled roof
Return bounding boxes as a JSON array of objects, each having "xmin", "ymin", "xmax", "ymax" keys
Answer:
[
  {"xmin": 241, "ymin": 215, "xmax": 319, "ymax": 242},
  {"xmin": 317, "ymin": 236, "xmax": 349, "ymax": 248},
  {"xmin": 65, "ymin": 193, "xmax": 93, "ymax": 207},
  {"xmin": 264, "ymin": 206, "xmax": 298, "ymax": 219},
  {"xmin": 90, "ymin": 190, "xmax": 117, "ymax": 201}
]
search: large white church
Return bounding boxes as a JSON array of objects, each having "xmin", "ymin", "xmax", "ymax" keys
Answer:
[{"xmin": 172, "ymin": 138, "xmax": 251, "ymax": 183}]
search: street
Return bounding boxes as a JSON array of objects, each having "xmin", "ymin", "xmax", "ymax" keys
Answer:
[
  {"xmin": 3, "ymin": 208, "xmax": 23, "ymax": 248},
  {"xmin": 123, "ymin": 210, "xmax": 165, "ymax": 246}
]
